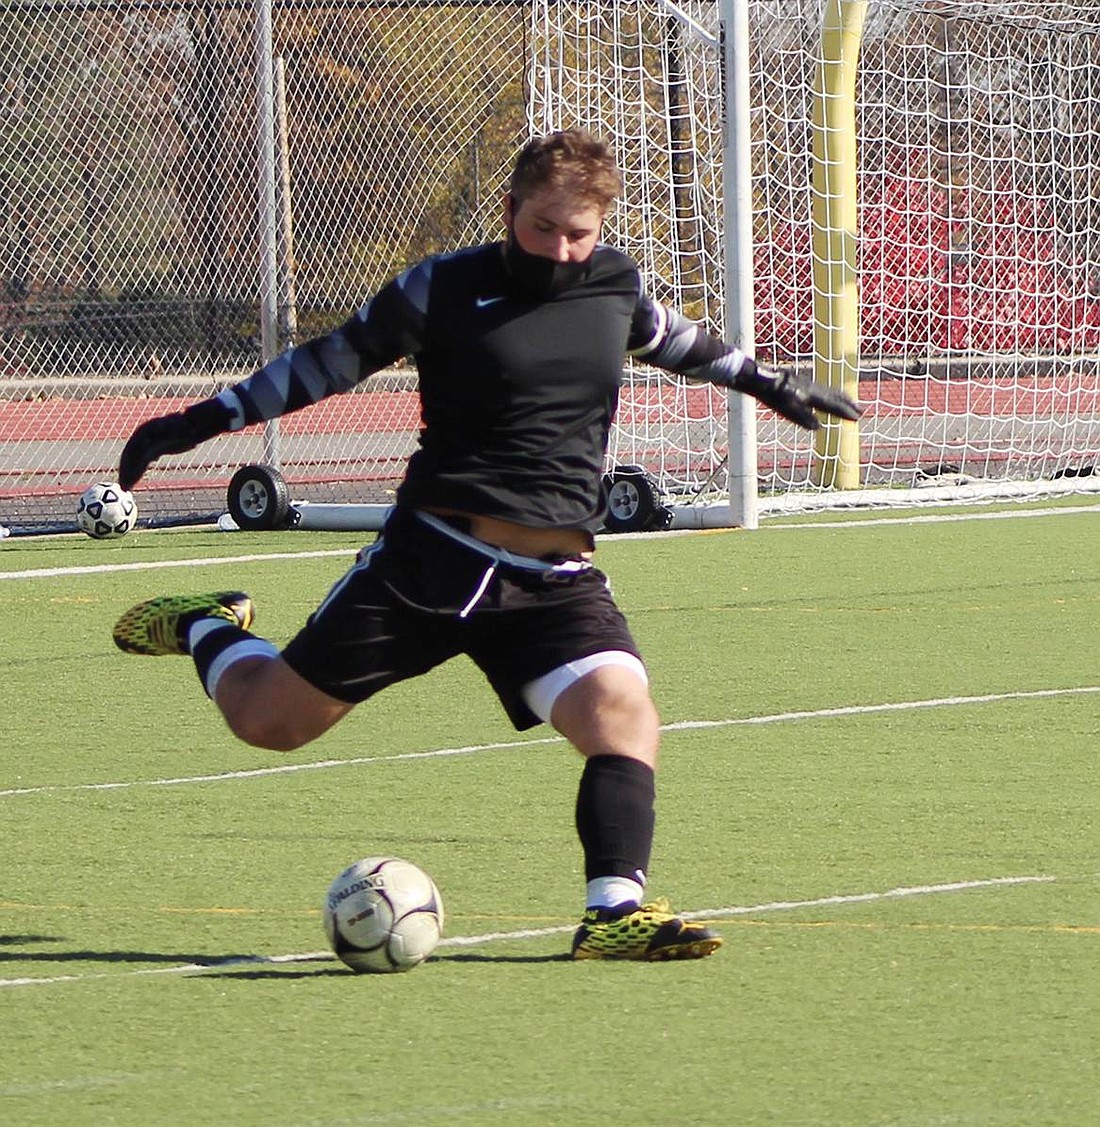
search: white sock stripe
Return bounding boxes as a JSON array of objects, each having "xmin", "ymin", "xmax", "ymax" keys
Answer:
[
  {"xmin": 586, "ymin": 875, "xmax": 646, "ymax": 910},
  {"xmin": 187, "ymin": 617, "xmax": 236, "ymax": 648},
  {"xmin": 204, "ymin": 638, "xmax": 279, "ymax": 699}
]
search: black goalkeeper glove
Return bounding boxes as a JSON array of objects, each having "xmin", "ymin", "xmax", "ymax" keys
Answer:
[
  {"xmin": 118, "ymin": 398, "xmax": 233, "ymax": 490},
  {"xmin": 733, "ymin": 360, "xmax": 863, "ymax": 430}
]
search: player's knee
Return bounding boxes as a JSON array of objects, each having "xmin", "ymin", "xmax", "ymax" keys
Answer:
[
  {"xmin": 218, "ymin": 694, "xmax": 330, "ymax": 751},
  {"xmin": 212, "ymin": 655, "xmax": 345, "ymax": 751},
  {"xmin": 590, "ymin": 666, "xmax": 659, "ymax": 727},
  {"xmin": 609, "ymin": 686, "xmax": 660, "ymax": 743},
  {"xmin": 222, "ymin": 708, "xmax": 313, "ymax": 752},
  {"xmin": 548, "ymin": 663, "xmax": 660, "ymax": 761}
]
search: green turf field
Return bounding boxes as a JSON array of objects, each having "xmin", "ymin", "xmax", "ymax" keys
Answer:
[{"xmin": 2, "ymin": 502, "xmax": 1098, "ymax": 1126}]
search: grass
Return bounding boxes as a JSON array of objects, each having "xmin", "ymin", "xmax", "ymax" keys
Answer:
[{"xmin": 1, "ymin": 502, "xmax": 1098, "ymax": 1125}]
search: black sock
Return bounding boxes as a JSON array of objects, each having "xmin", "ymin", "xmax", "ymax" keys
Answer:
[{"xmin": 574, "ymin": 754, "xmax": 656, "ymax": 883}]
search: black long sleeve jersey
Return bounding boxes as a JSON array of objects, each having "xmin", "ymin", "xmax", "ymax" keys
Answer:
[{"xmin": 214, "ymin": 243, "xmax": 751, "ymax": 533}]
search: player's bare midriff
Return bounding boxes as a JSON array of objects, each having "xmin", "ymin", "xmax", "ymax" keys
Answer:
[{"xmin": 420, "ymin": 506, "xmax": 593, "ymax": 559}]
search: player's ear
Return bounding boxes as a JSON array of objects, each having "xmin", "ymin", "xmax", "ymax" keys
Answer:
[{"xmin": 503, "ymin": 191, "xmax": 515, "ymax": 228}]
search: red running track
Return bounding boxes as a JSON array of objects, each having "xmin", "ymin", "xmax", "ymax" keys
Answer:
[{"xmin": 2, "ymin": 376, "xmax": 1099, "ymax": 443}]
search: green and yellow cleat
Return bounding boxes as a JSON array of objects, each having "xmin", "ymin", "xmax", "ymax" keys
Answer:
[
  {"xmin": 572, "ymin": 897, "xmax": 723, "ymax": 961},
  {"xmin": 113, "ymin": 592, "xmax": 254, "ymax": 656}
]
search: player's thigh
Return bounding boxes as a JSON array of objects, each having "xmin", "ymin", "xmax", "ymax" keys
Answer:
[
  {"xmin": 548, "ymin": 662, "xmax": 660, "ymax": 766},
  {"xmin": 467, "ymin": 570, "xmax": 646, "ymax": 732},
  {"xmin": 281, "ymin": 545, "xmax": 462, "ymax": 703}
]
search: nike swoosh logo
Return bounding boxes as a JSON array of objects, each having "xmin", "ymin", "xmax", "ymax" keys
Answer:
[{"xmin": 475, "ymin": 296, "xmax": 505, "ymax": 308}]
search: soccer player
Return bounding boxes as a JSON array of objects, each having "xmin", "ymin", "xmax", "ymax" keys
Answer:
[{"xmin": 113, "ymin": 130, "xmax": 860, "ymax": 961}]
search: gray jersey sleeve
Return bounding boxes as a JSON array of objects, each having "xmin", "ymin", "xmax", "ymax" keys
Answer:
[
  {"xmin": 213, "ymin": 260, "xmax": 433, "ymax": 430},
  {"xmin": 626, "ymin": 293, "xmax": 752, "ymax": 387}
]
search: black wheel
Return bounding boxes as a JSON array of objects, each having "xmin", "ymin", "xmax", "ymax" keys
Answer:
[
  {"xmin": 226, "ymin": 464, "xmax": 292, "ymax": 531},
  {"xmin": 602, "ymin": 465, "xmax": 662, "ymax": 533}
]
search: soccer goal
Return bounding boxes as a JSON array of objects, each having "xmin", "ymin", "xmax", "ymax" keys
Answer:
[
  {"xmin": 775, "ymin": 0, "xmax": 1100, "ymax": 516},
  {"xmin": 1, "ymin": 1, "xmax": 1098, "ymax": 535}
]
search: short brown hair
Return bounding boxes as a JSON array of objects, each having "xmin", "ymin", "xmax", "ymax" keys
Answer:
[{"xmin": 509, "ymin": 129, "xmax": 621, "ymax": 213}]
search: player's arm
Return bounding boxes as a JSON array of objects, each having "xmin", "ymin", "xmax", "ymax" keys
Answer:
[
  {"xmin": 118, "ymin": 266, "xmax": 430, "ymax": 490},
  {"xmin": 627, "ymin": 296, "xmax": 862, "ymax": 430}
]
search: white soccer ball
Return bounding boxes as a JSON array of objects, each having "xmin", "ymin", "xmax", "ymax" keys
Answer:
[
  {"xmin": 77, "ymin": 481, "xmax": 137, "ymax": 539},
  {"xmin": 324, "ymin": 856, "xmax": 444, "ymax": 974}
]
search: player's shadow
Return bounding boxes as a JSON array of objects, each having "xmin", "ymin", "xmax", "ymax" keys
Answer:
[
  {"xmin": 213, "ymin": 968, "xmax": 352, "ymax": 980},
  {"xmin": 435, "ymin": 952, "xmax": 571, "ymax": 964},
  {"xmin": 1, "ymin": 938, "xmax": 570, "ymax": 976},
  {"xmin": 0, "ymin": 944, "xmax": 270, "ymax": 966},
  {"xmin": 213, "ymin": 952, "xmax": 572, "ymax": 979}
]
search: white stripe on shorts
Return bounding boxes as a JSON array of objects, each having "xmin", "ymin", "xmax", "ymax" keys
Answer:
[{"xmin": 521, "ymin": 651, "xmax": 648, "ymax": 724}]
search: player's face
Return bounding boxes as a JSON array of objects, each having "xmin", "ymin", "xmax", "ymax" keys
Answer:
[{"xmin": 505, "ymin": 189, "xmax": 604, "ymax": 263}]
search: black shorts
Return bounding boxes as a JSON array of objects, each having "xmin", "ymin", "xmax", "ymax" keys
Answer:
[{"xmin": 280, "ymin": 507, "xmax": 642, "ymax": 730}]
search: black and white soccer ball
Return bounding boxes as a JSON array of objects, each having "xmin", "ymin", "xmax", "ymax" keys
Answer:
[
  {"xmin": 77, "ymin": 481, "xmax": 137, "ymax": 539},
  {"xmin": 324, "ymin": 856, "xmax": 444, "ymax": 974}
]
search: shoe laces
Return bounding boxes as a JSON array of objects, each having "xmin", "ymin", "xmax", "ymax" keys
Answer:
[{"xmin": 637, "ymin": 897, "xmax": 672, "ymax": 917}]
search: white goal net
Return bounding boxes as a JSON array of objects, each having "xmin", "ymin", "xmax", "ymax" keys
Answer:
[
  {"xmin": 1, "ymin": 1, "xmax": 1098, "ymax": 533},
  {"xmin": 766, "ymin": 0, "xmax": 1100, "ymax": 511}
]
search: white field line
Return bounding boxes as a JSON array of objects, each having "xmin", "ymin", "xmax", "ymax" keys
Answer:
[
  {"xmin": 2, "ymin": 501, "xmax": 1098, "ymax": 580},
  {"xmin": 0, "ymin": 874, "xmax": 1054, "ymax": 989},
  {"xmin": 0, "ymin": 548, "xmax": 355, "ymax": 582},
  {"xmin": 661, "ymin": 685, "xmax": 1100, "ymax": 732},
  {"xmin": 763, "ymin": 503, "xmax": 1100, "ymax": 532},
  {"xmin": 0, "ymin": 736, "xmax": 562, "ymax": 798},
  {"xmin": 2, "ymin": 685, "xmax": 1097, "ymax": 801},
  {"xmin": 597, "ymin": 503, "xmax": 1100, "ymax": 542}
]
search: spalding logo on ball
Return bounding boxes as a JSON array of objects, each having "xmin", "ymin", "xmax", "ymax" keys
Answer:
[
  {"xmin": 77, "ymin": 481, "xmax": 137, "ymax": 539},
  {"xmin": 324, "ymin": 856, "xmax": 444, "ymax": 973}
]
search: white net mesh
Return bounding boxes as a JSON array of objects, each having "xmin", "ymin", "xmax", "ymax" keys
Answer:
[
  {"xmin": 529, "ymin": 2, "xmax": 730, "ymax": 504},
  {"xmin": 1, "ymin": 1, "xmax": 1098, "ymax": 533},
  {"xmin": 755, "ymin": 0, "xmax": 1100, "ymax": 507}
]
